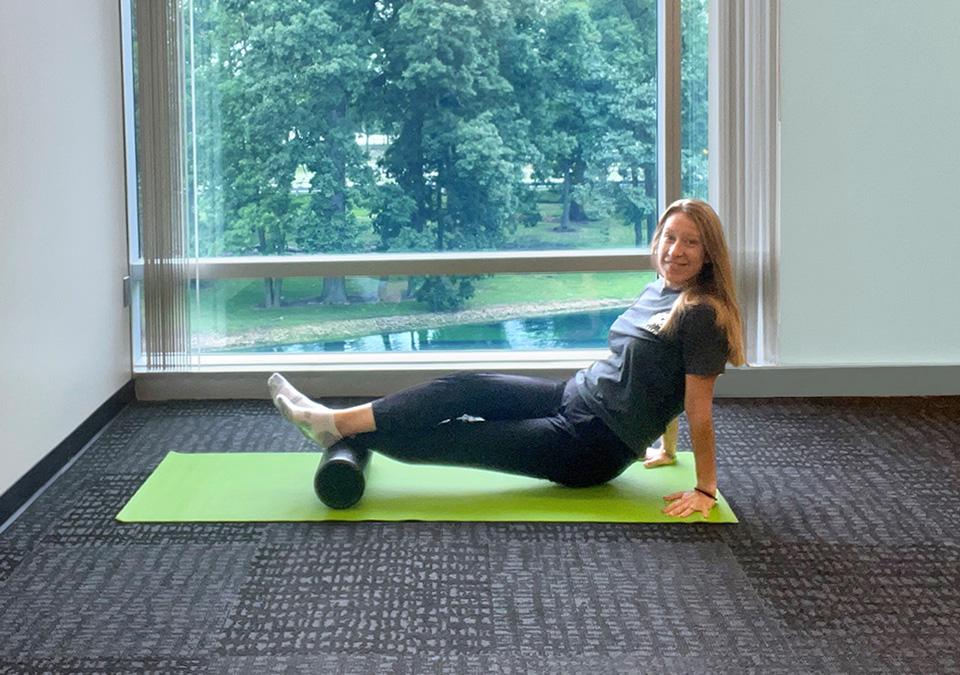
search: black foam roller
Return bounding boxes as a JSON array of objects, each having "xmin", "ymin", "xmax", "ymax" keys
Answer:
[{"xmin": 313, "ymin": 441, "xmax": 371, "ymax": 509}]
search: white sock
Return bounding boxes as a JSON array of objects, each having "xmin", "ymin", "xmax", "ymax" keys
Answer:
[
  {"xmin": 268, "ymin": 373, "xmax": 320, "ymax": 412},
  {"xmin": 276, "ymin": 394, "xmax": 343, "ymax": 449}
]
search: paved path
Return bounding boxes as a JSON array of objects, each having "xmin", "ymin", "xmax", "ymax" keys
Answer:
[{"xmin": 194, "ymin": 297, "xmax": 633, "ymax": 350}]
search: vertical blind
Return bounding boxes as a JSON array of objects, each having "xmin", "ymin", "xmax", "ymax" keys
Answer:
[
  {"xmin": 135, "ymin": 0, "xmax": 190, "ymax": 370},
  {"xmin": 710, "ymin": 0, "xmax": 781, "ymax": 365}
]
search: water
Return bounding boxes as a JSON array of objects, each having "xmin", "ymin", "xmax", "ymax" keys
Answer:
[{"xmin": 225, "ymin": 308, "xmax": 625, "ymax": 353}]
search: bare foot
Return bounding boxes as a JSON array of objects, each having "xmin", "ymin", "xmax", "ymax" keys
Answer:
[{"xmin": 642, "ymin": 447, "xmax": 677, "ymax": 469}]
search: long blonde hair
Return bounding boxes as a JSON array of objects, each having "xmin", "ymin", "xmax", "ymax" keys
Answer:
[{"xmin": 651, "ymin": 199, "xmax": 746, "ymax": 367}]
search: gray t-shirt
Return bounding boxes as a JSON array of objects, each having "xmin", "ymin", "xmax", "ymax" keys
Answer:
[{"xmin": 574, "ymin": 279, "xmax": 729, "ymax": 455}]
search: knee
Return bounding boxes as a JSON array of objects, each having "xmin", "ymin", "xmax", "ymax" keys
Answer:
[
  {"xmin": 556, "ymin": 475, "xmax": 611, "ymax": 488},
  {"xmin": 550, "ymin": 452, "xmax": 632, "ymax": 488},
  {"xmin": 548, "ymin": 462, "xmax": 606, "ymax": 488}
]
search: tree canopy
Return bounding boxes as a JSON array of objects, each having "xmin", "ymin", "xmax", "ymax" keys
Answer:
[{"xmin": 183, "ymin": 0, "xmax": 708, "ymax": 310}]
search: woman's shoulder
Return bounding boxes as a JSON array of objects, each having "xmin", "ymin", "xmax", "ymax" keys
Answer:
[
  {"xmin": 638, "ymin": 278, "xmax": 668, "ymax": 299},
  {"xmin": 677, "ymin": 296, "xmax": 729, "ymax": 372},
  {"xmin": 679, "ymin": 297, "xmax": 719, "ymax": 321},
  {"xmin": 678, "ymin": 298, "xmax": 724, "ymax": 341}
]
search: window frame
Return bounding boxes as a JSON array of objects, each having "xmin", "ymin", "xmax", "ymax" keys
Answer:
[{"xmin": 123, "ymin": 0, "xmax": 690, "ymax": 371}]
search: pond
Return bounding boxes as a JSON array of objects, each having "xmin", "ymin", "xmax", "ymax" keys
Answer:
[{"xmin": 226, "ymin": 308, "xmax": 625, "ymax": 353}]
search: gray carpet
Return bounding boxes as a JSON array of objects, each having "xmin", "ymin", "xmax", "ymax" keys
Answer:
[{"xmin": 0, "ymin": 397, "xmax": 958, "ymax": 674}]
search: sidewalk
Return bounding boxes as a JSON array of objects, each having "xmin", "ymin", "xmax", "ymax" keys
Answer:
[{"xmin": 193, "ymin": 298, "xmax": 633, "ymax": 351}]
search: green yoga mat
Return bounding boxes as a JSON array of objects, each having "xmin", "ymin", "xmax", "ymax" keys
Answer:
[{"xmin": 116, "ymin": 451, "xmax": 737, "ymax": 524}]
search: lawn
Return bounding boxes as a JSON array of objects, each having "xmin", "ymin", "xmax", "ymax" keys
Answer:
[
  {"xmin": 191, "ymin": 205, "xmax": 653, "ymax": 348},
  {"xmin": 507, "ymin": 202, "xmax": 639, "ymax": 250}
]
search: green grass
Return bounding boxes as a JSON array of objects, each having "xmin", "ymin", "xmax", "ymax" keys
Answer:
[
  {"xmin": 191, "ymin": 277, "xmax": 430, "ymax": 335},
  {"xmin": 191, "ymin": 203, "xmax": 652, "ymax": 345},
  {"xmin": 465, "ymin": 271, "xmax": 651, "ymax": 308},
  {"xmin": 507, "ymin": 203, "xmax": 638, "ymax": 250},
  {"xmin": 191, "ymin": 271, "xmax": 653, "ymax": 344}
]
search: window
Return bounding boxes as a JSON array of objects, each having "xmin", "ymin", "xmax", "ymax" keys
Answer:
[
  {"xmin": 188, "ymin": 271, "xmax": 655, "ymax": 355},
  {"xmin": 681, "ymin": 0, "xmax": 708, "ymax": 200},
  {"xmin": 127, "ymin": 0, "xmax": 709, "ymax": 365}
]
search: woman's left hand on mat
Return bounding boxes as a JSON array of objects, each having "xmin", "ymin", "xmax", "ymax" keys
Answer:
[{"xmin": 662, "ymin": 489, "xmax": 715, "ymax": 518}]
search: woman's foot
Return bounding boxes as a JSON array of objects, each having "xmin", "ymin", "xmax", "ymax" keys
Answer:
[
  {"xmin": 276, "ymin": 394, "xmax": 343, "ymax": 449},
  {"xmin": 268, "ymin": 373, "xmax": 320, "ymax": 411},
  {"xmin": 642, "ymin": 446, "xmax": 677, "ymax": 469}
]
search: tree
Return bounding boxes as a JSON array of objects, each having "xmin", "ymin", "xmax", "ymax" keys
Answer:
[
  {"xmin": 185, "ymin": 0, "xmax": 677, "ymax": 316},
  {"xmin": 681, "ymin": 0, "xmax": 709, "ymax": 200},
  {"xmin": 367, "ymin": 0, "xmax": 533, "ymax": 309},
  {"xmin": 532, "ymin": 4, "xmax": 612, "ymax": 232},
  {"xmin": 590, "ymin": 0, "xmax": 658, "ymax": 246},
  {"xmin": 190, "ymin": 0, "xmax": 374, "ymax": 307}
]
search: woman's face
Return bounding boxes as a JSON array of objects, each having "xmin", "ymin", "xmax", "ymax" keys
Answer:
[{"xmin": 657, "ymin": 212, "xmax": 707, "ymax": 289}]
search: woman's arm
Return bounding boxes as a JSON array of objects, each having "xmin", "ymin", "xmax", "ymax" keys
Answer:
[{"xmin": 662, "ymin": 373, "xmax": 719, "ymax": 518}]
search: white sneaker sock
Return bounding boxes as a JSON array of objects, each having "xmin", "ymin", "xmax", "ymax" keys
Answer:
[
  {"xmin": 276, "ymin": 394, "xmax": 343, "ymax": 449},
  {"xmin": 268, "ymin": 373, "xmax": 319, "ymax": 412}
]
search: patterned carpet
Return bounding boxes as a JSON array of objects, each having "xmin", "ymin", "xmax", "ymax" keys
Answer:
[{"xmin": 0, "ymin": 396, "xmax": 958, "ymax": 674}]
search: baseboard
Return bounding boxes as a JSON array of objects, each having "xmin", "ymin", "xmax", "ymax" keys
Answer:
[
  {"xmin": 0, "ymin": 380, "xmax": 136, "ymax": 528},
  {"xmin": 135, "ymin": 364, "xmax": 960, "ymax": 399}
]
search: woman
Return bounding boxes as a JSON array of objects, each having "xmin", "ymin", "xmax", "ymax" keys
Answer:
[{"xmin": 272, "ymin": 198, "xmax": 745, "ymax": 519}]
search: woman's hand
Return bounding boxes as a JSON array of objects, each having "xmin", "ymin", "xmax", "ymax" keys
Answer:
[{"xmin": 662, "ymin": 489, "xmax": 716, "ymax": 518}]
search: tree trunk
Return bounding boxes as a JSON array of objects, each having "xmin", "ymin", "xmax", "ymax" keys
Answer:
[
  {"xmin": 435, "ymin": 174, "xmax": 445, "ymax": 251},
  {"xmin": 559, "ymin": 172, "xmax": 573, "ymax": 231},
  {"xmin": 568, "ymin": 199, "xmax": 588, "ymax": 223},
  {"xmin": 319, "ymin": 277, "xmax": 348, "ymax": 305},
  {"xmin": 569, "ymin": 156, "xmax": 589, "ymax": 222},
  {"xmin": 399, "ymin": 114, "xmax": 428, "ymax": 233},
  {"xmin": 377, "ymin": 276, "xmax": 391, "ymax": 302},
  {"xmin": 263, "ymin": 277, "xmax": 283, "ymax": 308},
  {"xmin": 643, "ymin": 161, "xmax": 657, "ymax": 245},
  {"xmin": 257, "ymin": 225, "xmax": 282, "ymax": 307},
  {"xmin": 330, "ymin": 101, "xmax": 348, "ymax": 233},
  {"xmin": 318, "ymin": 93, "xmax": 346, "ymax": 286},
  {"xmin": 630, "ymin": 165, "xmax": 644, "ymax": 247},
  {"xmin": 634, "ymin": 218, "xmax": 645, "ymax": 248}
]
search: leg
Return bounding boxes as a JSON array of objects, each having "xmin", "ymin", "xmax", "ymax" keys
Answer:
[
  {"xmin": 274, "ymin": 394, "xmax": 343, "ymax": 448},
  {"xmin": 270, "ymin": 373, "xmax": 373, "ymax": 442},
  {"xmin": 351, "ymin": 414, "xmax": 634, "ymax": 487},
  {"xmin": 334, "ymin": 403, "xmax": 376, "ymax": 438},
  {"xmin": 371, "ymin": 372, "xmax": 566, "ymax": 434},
  {"xmin": 272, "ymin": 371, "xmax": 564, "ymax": 449}
]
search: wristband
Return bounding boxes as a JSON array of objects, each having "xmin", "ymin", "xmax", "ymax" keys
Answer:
[{"xmin": 694, "ymin": 486, "xmax": 716, "ymax": 501}]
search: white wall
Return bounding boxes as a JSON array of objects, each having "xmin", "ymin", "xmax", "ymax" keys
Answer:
[
  {"xmin": 0, "ymin": 1, "xmax": 131, "ymax": 496},
  {"xmin": 779, "ymin": 0, "xmax": 960, "ymax": 365},
  {"xmin": 2, "ymin": 0, "xmax": 958, "ymax": 477}
]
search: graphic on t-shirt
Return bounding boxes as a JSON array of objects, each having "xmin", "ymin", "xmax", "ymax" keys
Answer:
[{"xmin": 644, "ymin": 310, "xmax": 670, "ymax": 334}]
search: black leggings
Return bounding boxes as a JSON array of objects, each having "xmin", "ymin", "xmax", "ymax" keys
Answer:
[{"xmin": 349, "ymin": 372, "xmax": 636, "ymax": 487}]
